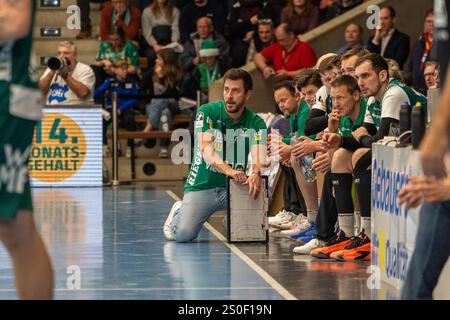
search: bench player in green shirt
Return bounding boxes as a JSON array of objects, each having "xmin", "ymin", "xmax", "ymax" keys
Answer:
[
  {"xmin": 163, "ymin": 69, "xmax": 267, "ymax": 242},
  {"xmin": 0, "ymin": 0, "xmax": 53, "ymax": 299},
  {"xmin": 269, "ymin": 72, "xmax": 324, "ymax": 243},
  {"xmin": 322, "ymin": 53, "xmax": 427, "ymax": 261}
]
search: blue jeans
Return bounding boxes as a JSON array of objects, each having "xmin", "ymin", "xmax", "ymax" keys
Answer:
[
  {"xmin": 401, "ymin": 200, "xmax": 450, "ymax": 299},
  {"xmin": 170, "ymin": 188, "xmax": 227, "ymax": 242},
  {"xmin": 145, "ymin": 98, "xmax": 179, "ymax": 147},
  {"xmin": 145, "ymin": 98, "xmax": 179, "ymax": 129}
]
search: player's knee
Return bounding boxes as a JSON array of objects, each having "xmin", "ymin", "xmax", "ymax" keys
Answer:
[
  {"xmin": 331, "ymin": 148, "xmax": 352, "ymax": 172},
  {"xmin": 174, "ymin": 226, "xmax": 198, "ymax": 243},
  {"xmin": 352, "ymin": 149, "xmax": 371, "ymax": 171}
]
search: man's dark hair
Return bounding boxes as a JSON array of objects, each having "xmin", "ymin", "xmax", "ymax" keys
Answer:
[
  {"xmin": 294, "ymin": 68, "xmax": 322, "ymax": 90},
  {"xmin": 278, "ymin": 22, "xmax": 295, "ymax": 35},
  {"xmin": 340, "ymin": 47, "xmax": 370, "ymax": 61},
  {"xmin": 223, "ymin": 68, "xmax": 253, "ymax": 92},
  {"xmin": 355, "ymin": 53, "xmax": 389, "ymax": 75},
  {"xmin": 424, "ymin": 9, "xmax": 434, "ymax": 19},
  {"xmin": 330, "ymin": 75, "xmax": 361, "ymax": 94},
  {"xmin": 318, "ymin": 55, "xmax": 341, "ymax": 73},
  {"xmin": 273, "ymin": 80, "xmax": 296, "ymax": 95},
  {"xmin": 381, "ymin": 5, "xmax": 396, "ymax": 18}
]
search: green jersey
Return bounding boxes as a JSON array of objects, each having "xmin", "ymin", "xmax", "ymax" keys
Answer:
[
  {"xmin": 0, "ymin": 2, "xmax": 41, "ymax": 120},
  {"xmin": 95, "ymin": 40, "xmax": 139, "ymax": 67},
  {"xmin": 184, "ymin": 101, "xmax": 267, "ymax": 192},
  {"xmin": 364, "ymin": 78, "xmax": 427, "ymax": 127},
  {"xmin": 338, "ymin": 98, "xmax": 367, "ymax": 137},
  {"xmin": 1, "ymin": 3, "xmax": 40, "ymax": 219},
  {"xmin": 282, "ymin": 99, "xmax": 316, "ymax": 145}
]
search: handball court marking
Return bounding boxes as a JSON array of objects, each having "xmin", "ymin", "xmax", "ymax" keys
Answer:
[{"xmin": 165, "ymin": 190, "xmax": 297, "ymax": 300}]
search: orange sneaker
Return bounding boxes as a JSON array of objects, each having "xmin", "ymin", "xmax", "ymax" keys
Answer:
[
  {"xmin": 335, "ymin": 242, "xmax": 371, "ymax": 261},
  {"xmin": 310, "ymin": 230, "xmax": 352, "ymax": 259},
  {"xmin": 331, "ymin": 232, "xmax": 371, "ymax": 261}
]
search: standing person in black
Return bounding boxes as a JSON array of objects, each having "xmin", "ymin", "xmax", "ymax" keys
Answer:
[
  {"xmin": 367, "ymin": 6, "xmax": 410, "ymax": 69},
  {"xmin": 226, "ymin": 0, "xmax": 277, "ymax": 68},
  {"xmin": 179, "ymin": 0, "xmax": 228, "ymax": 43}
]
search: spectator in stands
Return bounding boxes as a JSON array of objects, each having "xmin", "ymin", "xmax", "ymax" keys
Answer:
[
  {"xmin": 193, "ymin": 40, "xmax": 223, "ymax": 104},
  {"xmin": 226, "ymin": 0, "xmax": 277, "ymax": 68},
  {"xmin": 318, "ymin": 0, "xmax": 362, "ymax": 24},
  {"xmin": 95, "ymin": 60, "xmax": 140, "ymax": 156},
  {"xmin": 100, "ymin": 0, "xmax": 142, "ymax": 43},
  {"xmin": 76, "ymin": 0, "xmax": 106, "ymax": 39},
  {"xmin": 254, "ymin": 23, "xmax": 317, "ymax": 83},
  {"xmin": 367, "ymin": 6, "xmax": 410, "ymax": 69},
  {"xmin": 335, "ymin": 23, "xmax": 365, "ymax": 54},
  {"xmin": 179, "ymin": 0, "xmax": 227, "ymax": 44},
  {"xmin": 39, "ymin": 41, "xmax": 95, "ymax": 105},
  {"xmin": 409, "ymin": 9, "xmax": 434, "ymax": 94},
  {"xmin": 424, "ymin": 61, "xmax": 440, "ymax": 89},
  {"xmin": 179, "ymin": 16, "xmax": 231, "ymax": 98},
  {"xmin": 246, "ymin": 18, "xmax": 276, "ymax": 64},
  {"xmin": 386, "ymin": 58, "xmax": 404, "ymax": 82},
  {"xmin": 280, "ymin": 0, "xmax": 320, "ymax": 36},
  {"xmin": 141, "ymin": 0, "xmax": 181, "ymax": 69},
  {"xmin": 141, "ymin": 48, "xmax": 182, "ymax": 158},
  {"xmin": 92, "ymin": 27, "xmax": 139, "ymax": 94}
]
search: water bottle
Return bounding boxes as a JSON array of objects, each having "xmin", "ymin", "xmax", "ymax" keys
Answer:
[
  {"xmin": 411, "ymin": 102, "xmax": 426, "ymax": 149},
  {"xmin": 291, "ymin": 133, "xmax": 317, "ymax": 182},
  {"xmin": 300, "ymin": 154, "xmax": 317, "ymax": 183},
  {"xmin": 398, "ymin": 103, "xmax": 411, "ymax": 146}
]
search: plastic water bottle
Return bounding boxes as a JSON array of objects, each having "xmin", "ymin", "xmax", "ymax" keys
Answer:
[
  {"xmin": 291, "ymin": 133, "xmax": 317, "ymax": 182},
  {"xmin": 411, "ymin": 102, "xmax": 425, "ymax": 149},
  {"xmin": 300, "ymin": 154, "xmax": 317, "ymax": 182},
  {"xmin": 398, "ymin": 103, "xmax": 411, "ymax": 146}
]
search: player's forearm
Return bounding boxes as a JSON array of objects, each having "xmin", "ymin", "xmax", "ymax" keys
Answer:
[
  {"xmin": 65, "ymin": 75, "xmax": 90, "ymax": 99},
  {"xmin": 38, "ymin": 71, "xmax": 55, "ymax": 96}
]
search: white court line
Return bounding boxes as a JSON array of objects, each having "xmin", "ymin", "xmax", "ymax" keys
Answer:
[{"xmin": 165, "ymin": 190, "xmax": 297, "ymax": 301}]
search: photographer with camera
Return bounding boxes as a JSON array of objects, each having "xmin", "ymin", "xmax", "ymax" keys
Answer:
[{"xmin": 39, "ymin": 41, "xmax": 95, "ymax": 105}]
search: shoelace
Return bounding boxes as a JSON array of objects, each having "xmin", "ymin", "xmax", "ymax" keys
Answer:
[{"xmin": 344, "ymin": 232, "xmax": 368, "ymax": 250}]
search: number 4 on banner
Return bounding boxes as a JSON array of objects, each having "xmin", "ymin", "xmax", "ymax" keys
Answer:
[{"xmin": 50, "ymin": 118, "xmax": 69, "ymax": 143}]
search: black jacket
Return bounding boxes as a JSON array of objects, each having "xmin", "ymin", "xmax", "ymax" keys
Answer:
[{"xmin": 367, "ymin": 29, "xmax": 410, "ymax": 69}]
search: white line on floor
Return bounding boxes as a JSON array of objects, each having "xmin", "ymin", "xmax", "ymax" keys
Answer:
[{"xmin": 165, "ymin": 190, "xmax": 297, "ymax": 301}]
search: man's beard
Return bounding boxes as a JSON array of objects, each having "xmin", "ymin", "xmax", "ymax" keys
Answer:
[{"xmin": 225, "ymin": 100, "xmax": 244, "ymax": 114}]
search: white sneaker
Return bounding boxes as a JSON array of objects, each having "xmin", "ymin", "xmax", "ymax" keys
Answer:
[
  {"xmin": 163, "ymin": 201, "xmax": 182, "ymax": 241},
  {"xmin": 280, "ymin": 220, "xmax": 311, "ymax": 238},
  {"xmin": 268, "ymin": 209, "xmax": 287, "ymax": 226},
  {"xmin": 279, "ymin": 213, "xmax": 307, "ymax": 230},
  {"xmin": 293, "ymin": 238, "xmax": 325, "ymax": 254},
  {"xmin": 269, "ymin": 211, "xmax": 297, "ymax": 229}
]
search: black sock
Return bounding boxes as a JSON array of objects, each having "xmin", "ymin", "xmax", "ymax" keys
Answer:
[
  {"xmin": 331, "ymin": 173, "xmax": 354, "ymax": 214},
  {"xmin": 353, "ymin": 151, "xmax": 372, "ymax": 219}
]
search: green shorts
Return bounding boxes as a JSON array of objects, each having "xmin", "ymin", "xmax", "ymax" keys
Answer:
[{"xmin": 0, "ymin": 113, "xmax": 36, "ymax": 219}]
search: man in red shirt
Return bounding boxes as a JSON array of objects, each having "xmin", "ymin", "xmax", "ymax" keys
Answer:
[
  {"xmin": 100, "ymin": 0, "xmax": 141, "ymax": 42},
  {"xmin": 254, "ymin": 23, "xmax": 316, "ymax": 83}
]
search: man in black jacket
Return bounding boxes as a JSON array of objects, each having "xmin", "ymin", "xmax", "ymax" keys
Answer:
[
  {"xmin": 179, "ymin": 0, "xmax": 227, "ymax": 44},
  {"xmin": 367, "ymin": 6, "xmax": 410, "ymax": 69}
]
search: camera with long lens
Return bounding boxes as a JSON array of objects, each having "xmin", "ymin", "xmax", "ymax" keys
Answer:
[{"xmin": 47, "ymin": 57, "xmax": 71, "ymax": 71}]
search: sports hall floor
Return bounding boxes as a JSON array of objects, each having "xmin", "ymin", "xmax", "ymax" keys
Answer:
[{"xmin": 0, "ymin": 183, "xmax": 400, "ymax": 300}]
